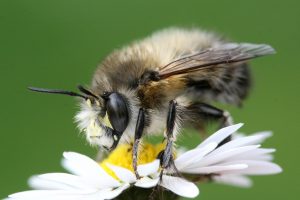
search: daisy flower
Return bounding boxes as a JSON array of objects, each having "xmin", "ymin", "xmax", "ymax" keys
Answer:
[
  {"xmin": 7, "ymin": 145, "xmax": 198, "ymax": 200},
  {"xmin": 7, "ymin": 123, "xmax": 282, "ymax": 199}
]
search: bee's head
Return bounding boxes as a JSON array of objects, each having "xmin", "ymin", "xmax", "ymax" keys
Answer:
[
  {"xmin": 28, "ymin": 86, "xmax": 130, "ymax": 151},
  {"xmin": 75, "ymin": 90, "xmax": 130, "ymax": 151}
]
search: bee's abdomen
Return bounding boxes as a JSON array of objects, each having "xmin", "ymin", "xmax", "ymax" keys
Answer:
[{"xmin": 185, "ymin": 63, "xmax": 251, "ymax": 106}]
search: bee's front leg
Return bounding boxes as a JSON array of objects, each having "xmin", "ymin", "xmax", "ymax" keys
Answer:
[
  {"xmin": 133, "ymin": 108, "xmax": 146, "ymax": 179},
  {"xmin": 157, "ymin": 100, "xmax": 180, "ymax": 179}
]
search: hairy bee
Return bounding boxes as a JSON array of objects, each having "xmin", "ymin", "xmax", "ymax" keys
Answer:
[{"xmin": 29, "ymin": 27, "xmax": 275, "ymax": 177}]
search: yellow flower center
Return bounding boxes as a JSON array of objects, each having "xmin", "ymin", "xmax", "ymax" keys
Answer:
[{"xmin": 100, "ymin": 142, "xmax": 165, "ymax": 180}]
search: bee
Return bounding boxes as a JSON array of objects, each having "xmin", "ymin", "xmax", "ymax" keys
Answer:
[{"xmin": 29, "ymin": 27, "xmax": 275, "ymax": 178}]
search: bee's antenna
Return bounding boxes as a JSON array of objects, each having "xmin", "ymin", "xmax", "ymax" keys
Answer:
[
  {"xmin": 77, "ymin": 85, "xmax": 99, "ymax": 99},
  {"xmin": 28, "ymin": 87, "xmax": 87, "ymax": 100}
]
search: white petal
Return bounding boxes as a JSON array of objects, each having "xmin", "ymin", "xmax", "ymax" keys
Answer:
[
  {"xmin": 250, "ymin": 131, "xmax": 273, "ymax": 143},
  {"xmin": 229, "ymin": 148, "xmax": 275, "ymax": 161},
  {"xmin": 8, "ymin": 190, "xmax": 95, "ymax": 200},
  {"xmin": 213, "ymin": 175, "xmax": 253, "ymax": 188},
  {"xmin": 62, "ymin": 152, "xmax": 120, "ymax": 188},
  {"xmin": 198, "ymin": 123, "xmax": 243, "ymax": 148},
  {"xmin": 51, "ymin": 185, "xmax": 130, "ymax": 200},
  {"xmin": 211, "ymin": 132, "xmax": 272, "ymax": 155},
  {"xmin": 221, "ymin": 160, "xmax": 282, "ymax": 175},
  {"xmin": 135, "ymin": 177, "xmax": 159, "ymax": 188},
  {"xmin": 231, "ymin": 132, "xmax": 246, "ymax": 139},
  {"xmin": 180, "ymin": 164, "xmax": 248, "ymax": 174},
  {"xmin": 9, "ymin": 190, "xmax": 64, "ymax": 198},
  {"xmin": 106, "ymin": 164, "xmax": 136, "ymax": 183},
  {"xmin": 8, "ymin": 184, "xmax": 130, "ymax": 200},
  {"xmin": 28, "ymin": 173, "xmax": 91, "ymax": 190},
  {"xmin": 62, "ymin": 152, "xmax": 105, "ymax": 176},
  {"xmin": 160, "ymin": 175, "xmax": 199, "ymax": 198},
  {"xmin": 29, "ymin": 175, "xmax": 73, "ymax": 190},
  {"xmin": 100, "ymin": 183, "xmax": 130, "ymax": 199},
  {"xmin": 137, "ymin": 159, "xmax": 160, "ymax": 177},
  {"xmin": 175, "ymin": 142, "xmax": 217, "ymax": 170},
  {"xmin": 188, "ymin": 145, "xmax": 260, "ymax": 169}
]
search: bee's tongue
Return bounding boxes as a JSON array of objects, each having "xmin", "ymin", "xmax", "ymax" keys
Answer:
[
  {"xmin": 104, "ymin": 127, "xmax": 121, "ymax": 151},
  {"xmin": 110, "ymin": 130, "xmax": 122, "ymax": 151}
]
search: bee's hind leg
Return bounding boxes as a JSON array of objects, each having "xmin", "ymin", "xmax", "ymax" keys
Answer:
[
  {"xmin": 187, "ymin": 102, "xmax": 234, "ymax": 146},
  {"xmin": 157, "ymin": 100, "xmax": 181, "ymax": 180},
  {"xmin": 132, "ymin": 108, "xmax": 146, "ymax": 179}
]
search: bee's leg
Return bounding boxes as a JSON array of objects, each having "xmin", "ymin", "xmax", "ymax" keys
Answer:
[
  {"xmin": 188, "ymin": 102, "xmax": 233, "ymax": 127},
  {"xmin": 188, "ymin": 102, "xmax": 233, "ymax": 145},
  {"xmin": 158, "ymin": 100, "xmax": 180, "ymax": 179},
  {"xmin": 132, "ymin": 108, "xmax": 145, "ymax": 179}
]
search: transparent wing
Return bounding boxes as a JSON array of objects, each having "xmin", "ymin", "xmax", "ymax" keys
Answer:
[{"xmin": 159, "ymin": 43, "xmax": 275, "ymax": 79}]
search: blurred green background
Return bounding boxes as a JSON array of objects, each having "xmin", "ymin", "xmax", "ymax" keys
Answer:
[{"xmin": 0, "ymin": 0, "xmax": 299, "ymax": 199}]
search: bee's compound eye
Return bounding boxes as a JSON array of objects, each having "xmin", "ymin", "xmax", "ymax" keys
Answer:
[{"xmin": 106, "ymin": 92, "xmax": 129, "ymax": 133}]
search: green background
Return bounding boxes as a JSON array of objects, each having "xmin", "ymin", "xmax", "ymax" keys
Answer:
[{"xmin": 0, "ymin": 0, "xmax": 299, "ymax": 199}]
